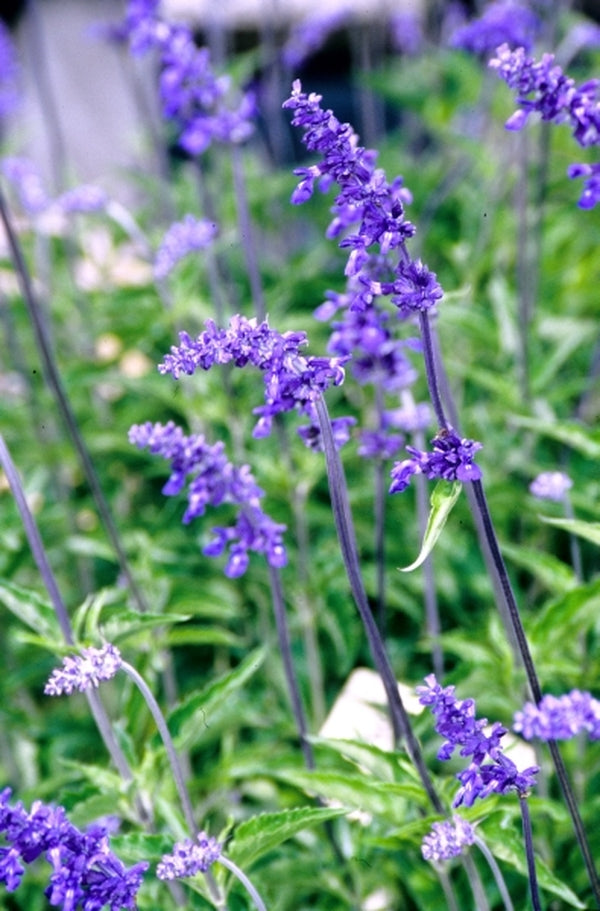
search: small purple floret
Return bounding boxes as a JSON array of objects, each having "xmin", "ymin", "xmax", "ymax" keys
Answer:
[
  {"xmin": 45, "ymin": 644, "xmax": 122, "ymax": 695},
  {"xmin": 514, "ymin": 690, "xmax": 600, "ymax": 741},
  {"xmin": 421, "ymin": 816, "xmax": 475, "ymax": 862},
  {"xmin": 157, "ymin": 831, "xmax": 221, "ymax": 880},
  {"xmin": 390, "ymin": 428, "xmax": 482, "ymax": 493}
]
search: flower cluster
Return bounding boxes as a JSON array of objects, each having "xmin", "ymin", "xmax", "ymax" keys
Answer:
[
  {"xmin": 490, "ymin": 44, "xmax": 600, "ymax": 208},
  {"xmin": 117, "ymin": 1, "xmax": 255, "ymax": 155},
  {"xmin": 129, "ymin": 420, "xmax": 287, "ymax": 577},
  {"xmin": 0, "ymin": 788, "xmax": 147, "ymax": 907},
  {"xmin": 450, "ymin": 0, "xmax": 540, "ymax": 55},
  {"xmin": 158, "ymin": 314, "xmax": 347, "ymax": 440},
  {"xmin": 417, "ymin": 675, "xmax": 539, "ymax": 807},
  {"xmin": 389, "ymin": 428, "xmax": 482, "ymax": 493},
  {"xmin": 284, "ymin": 81, "xmax": 439, "ymax": 316},
  {"xmin": 514, "ymin": 690, "xmax": 600, "ymax": 741},
  {"xmin": 282, "ymin": 7, "xmax": 352, "ymax": 71},
  {"xmin": 0, "ymin": 21, "xmax": 20, "ymax": 119},
  {"xmin": 154, "ymin": 215, "xmax": 217, "ymax": 280},
  {"xmin": 421, "ymin": 815, "xmax": 476, "ymax": 862},
  {"xmin": 156, "ymin": 832, "xmax": 221, "ymax": 880},
  {"xmin": 1, "ymin": 157, "xmax": 107, "ymax": 217},
  {"xmin": 529, "ymin": 470, "xmax": 573, "ymax": 502},
  {"xmin": 45, "ymin": 644, "xmax": 122, "ymax": 695}
]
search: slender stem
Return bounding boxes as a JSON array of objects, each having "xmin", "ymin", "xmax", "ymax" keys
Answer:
[
  {"xmin": 437, "ymin": 868, "xmax": 460, "ymax": 911},
  {"xmin": 462, "ymin": 852, "xmax": 491, "ymax": 911},
  {"xmin": 120, "ymin": 661, "xmax": 196, "ymax": 834},
  {"xmin": 418, "ymin": 313, "xmax": 449, "ymax": 430},
  {"xmin": 230, "ymin": 145, "xmax": 266, "ymax": 321},
  {"xmin": 267, "ymin": 565, "xmax": 315, "ymax": 770},
  {"xmin": 0, "ymin": 432, "xmax": 137, "ymax": 788},
  {"xmin": 474, "ymin": 836, "xmax": 515, "ymax": 911},
  {"xmin": 219, "ymin": 855, "xmax": 268, "ymax": 911},
  {"xmin": 0, "ymin": 188, "xmax": 149, "ymax": 616},
  {"xmin": 520, "ymin": 797, "xmax": 542, "ymax": 911},
  {"xmin": 315, "ymin": 396, "xmax": 443, "ymax": 814}
]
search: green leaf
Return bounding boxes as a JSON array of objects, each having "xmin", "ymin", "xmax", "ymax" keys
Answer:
[
  {"xmin": 272, "ymin": 769, "xmax": 427, "ymax": 823},
  {"xmin": 227, "ymin": 806, "xmax": 348, "ymax": 869},
  {"xmin": 168, "ymin": 648, "xmax": 266, "ymax": 751},
  {"xmin": 483, "ymin": 817, "xmax": 587, "ymax": 908},
  {"xmin": 539, "ymin": 516, "xmax": 600, "ymax": 548},
  {"xmin": 0, "ymin": 579, "xmax": 61, "ymax": 643},
  {"xmin": 500, "ymin": 541, "xmax": 576, "ymax": 593},
  {"xmin": 509, "ymin": 416, "xmax": 600, "ymax": 458},
  {"xmin": 399, "ymin": 481, "xmax": 462, "ymax": 572}
]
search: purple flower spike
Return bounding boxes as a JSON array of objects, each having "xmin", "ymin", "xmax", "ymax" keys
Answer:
[
  {"xmin": 45, "ymin": 644, "xmax": 122, "ymax": 695},
  {"xmin": 129, "ymin": 421, "xmax": 287, "ymax": 576},
  {"xmin": 157, "ymin": 831, "xmax": 221, "ymax": 880},
  {"xmin": 422, "ymin": 816, "xmax": 475, "ymax": 862},
  {"xmin": 0, "ymin": 22, "xmax": 20, "ymax": 119},
  {"xmin": 390, "ymin": 428, "xmax": 482, "ymax": 493},
  {"xmin": 514, "ymin": 690, "xmax": 600, "ymax": 741},
  {"xmin": 417, "ymin": 675, "xmax": 539, "ymax": 808},
  {"xmin": 158, "ymin": 315, "xmax": 347, "ymax": 438},
  {"xmin": 529, "ymin": 470, "xmax": 572, "ymax": 502},
  {"xmin": 450, "ymin": 1, "xmax": 540, "ymax": 55},
  {"xmin": 0, "ymin": 789, "xmax": 147, "ymax": 904},
  {"xmin": 154, "ymin": 215, "xmax": 217, "ymax": 279}
]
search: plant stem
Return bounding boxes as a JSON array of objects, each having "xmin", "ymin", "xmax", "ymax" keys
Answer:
[
  {"xmin": 219, "ymin": 855, "xmax": 268, "ymax": 911},
  {"xmin": 267, "ymin": 565, "xmax": 315, "ymax": 770},
  {"xmin": 418, "ymin": 312, "xmax": 449, "ymax": 430},
  {"xmin": 315, "ymin": 396, "xmax": 443, "ymax": 814},
  {"xmin": 520, "ymin": 796, "xmax": 542, "ymax": 911},
  {"xmin": 0, "ymin": 188, "xmax": 149, "ymax": 616},
  {"xmin": 474, "ymin": 836, "xmax": 515, "ymax": 911}
]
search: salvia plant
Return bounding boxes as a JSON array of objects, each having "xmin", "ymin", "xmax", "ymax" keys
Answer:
[{"xmin": 0, "ymin": 0, "xmax": 599, "ymax": 908}]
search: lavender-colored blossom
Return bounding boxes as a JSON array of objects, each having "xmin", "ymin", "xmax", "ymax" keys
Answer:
[
  {"xmin": 390, "ymin": 428, "xmax": 482, "ymax": 493},
  {"xmin": 45, "ymin": 644, "xmax": 122, "ymax": 695},
  {"xmin": 158, "ymin": 315, "xmax": 347, "ymax": 439},
  {"xmin": 450, "ymin": 1, "xmax": 540, "ymax": 55},
  {"xmin": 129, "ymin": 420, "xmax": 287, "ymax": 576},
  {"xmin": 514, "ymin": 690, "xmax": 600, "ymax": 741},
  {"xmin": 156, "ymin": 832, "xmax": 221, "ymax": 880},
  {"xmin": 386, "ymin": 393, "xmax": 431, "ymax": 434},
  {"xmin": 1, "ymin": 157, "xmax": 49, "ymax": 214},
  {"xmin": 55, "ymin": 185, "xmax": 108, "ymax": 214},
  {"xmin": 417, "ymin": 675, "xmax": 539, "ymax": 808},
  {"xmin": 0, "ymin": 788, "xmax": 147, "ymax": 906},
  {"xmin": 154, "ymin": 215, "xmax": 217, "ymax": 280},
  {"xmin": 490, "ymin": 44, "xmax": 600, "ymax": 206},
  {"xmin": 421, "ymin": 815, "xmax": 476, "ymax": 862},
  {"xmin": 357, "ymin": 429, "xmax": 404, "ymax": 460},
  {"xmin": 282, "ymin": 7, "xmax": 352, "ymax": 71},
  {"xmin": 529, "ymin": 470, "xmax": 573, "ymax": 502},
  {"xmin": 297, "ymin": 415, "xmax": 356, "ymax": 452},
  {"xmin": 390, "ymin": 11, "xmax": 424, "ymax": 57},
  {"xmin": 0, "ymin": 22, "xmax": 20, "ymax": 118}
]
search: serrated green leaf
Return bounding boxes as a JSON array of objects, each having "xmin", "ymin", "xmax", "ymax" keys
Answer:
[
  {"xmin": 227, "ymin": 806, "xmax": 348, "ymax": 868},
  {"xmin": 399, "ymin": 481, "xmax": 462, "ymax": 572},
  {"xmin": 168, "ymin": 647, "xmax": 266, "ymax": 751},
  {"xmin": 0, "ymin": 579, "xmax": 61, "ymax": 642},
  {"xmin": 272, "ymin": 769, "xmax": 427, "ymax": 823},
  {"xmin": 540, "ymin": 516, "xmax": 600, "ymax": 548}
]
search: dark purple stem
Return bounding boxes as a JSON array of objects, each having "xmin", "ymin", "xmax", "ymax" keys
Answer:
[
  {"xmin": 520, "ymin": 796, "xmax": 542, "ymax": 911},
  {"xmin": 315, "ymin": 395, "xmax": 443, "ymax": 813},
  {"xmin": 418, "ymin": 312, "xmax": 450, "ymax": 429}
]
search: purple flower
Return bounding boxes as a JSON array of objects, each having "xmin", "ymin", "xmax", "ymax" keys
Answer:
[
  {"xmin": 389, "ymin": 428, "xmax": 482, "ymax": 493},
  {"xmin": 390, "ymin": 11, "xmax": 424, "ymax": 57},
  {"xmin": 154, "ymin": 215, "xmax": 217, "ymax": 280},
  {"xmin": 490, "ymin": 44, "xmax": 600, "ymax": 206},
  {"xmin": 129, "ymin": 420, "xmax": 287, "ymax": 576},
  {"xmin": 450, "ymin": 1, "xmax": 540, "ymax": 55},
  {"xmin": 1, "ymin": 157, "xmax": 49, "ymax": 215},
  {"xmin": 386, "ymin": 393, "xmax": 431, "ymax": 434},
  {"xmin": 417, "ymin": 675, "xmax": 539, "ymax": 808},
  {"xmin": 45, "ymin": 644, "xmax": 122, "ymax": 695},
  {"xmin": 421, "ymin": 816, "xmax": 475, "ymax": 862},
  {"xmin": 0, "ymin": 788, "xmax": 147, "ymax": 905},
  {"xmin": 514, "ymin": 690, "xmax": 600, "ymax": 741},
  {"xmin": 529, "ymin": 470, "xmax": 573, "ymax": 502},
  {"xmin": 297, "ymin": 415, "xmax": 356, "ymax": 452},
  {"xmin": 0, "ymin": 22, "xmax": 20, "ymax": 118},
  {"xmin": 282, "ymin": 7, "xmax": 352, "ymax": 71},
  {"xmin": 55, "ymin": 185, "xmax": 108, "ymax": 214},
  {"xmin": 157, "ymin": 831, "xmax": 221, "ymax": 880},
  {"xmin": 158, "ymin": 315, "xmax": 347, "ymax": 439},
  {"xmin": 357, "ymin": 429, "xmax": 404, "ymax": 460}
]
